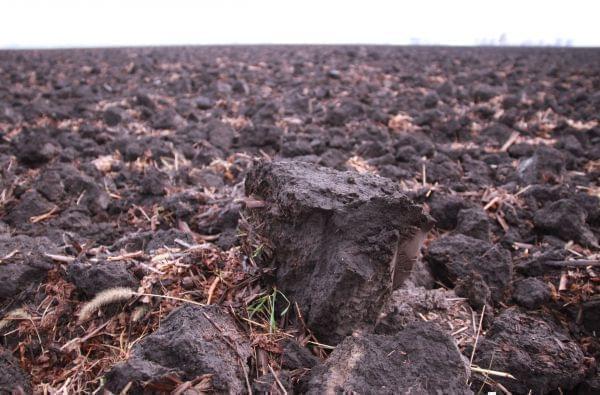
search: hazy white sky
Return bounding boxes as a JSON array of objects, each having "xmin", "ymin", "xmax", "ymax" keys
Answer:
[{"xmin": 1, "ymin": 0, "xmax": 599, "ymax": 48}]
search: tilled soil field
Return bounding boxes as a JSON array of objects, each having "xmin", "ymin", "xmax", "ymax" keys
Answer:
[{"xmin": 0, "ymin": 46, "xmax": 599, "ymax": 394}]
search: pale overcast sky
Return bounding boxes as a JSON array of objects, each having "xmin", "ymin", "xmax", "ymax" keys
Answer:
[{"xmin": 1, "ymin": 0, "xmax": 599, "ymax": 49}]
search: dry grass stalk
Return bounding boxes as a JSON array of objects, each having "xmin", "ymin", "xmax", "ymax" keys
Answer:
[
  {"xmin": 206, "ymin": 276, "xmax": 221, "ymax": 304},
  {"xmin": 268, "ymin": 363, "xmax": 288, "ymax": 395},
  {"xmin": 470, "ymin": 366, "xmax": 516, "ymax": 379},
  {"xmin": 29, "ymin": 206, "xmax": 59, "ymax": 223},
  {"xmin": 558, "ymin": 272, "xmax": 569, "ymax": 292},
  {"xmin": 106, "ymin": 250, "xmax": 144, "ymax": 261},
  {"xmin": 483, "ymin": 196, "xmax": 501, "ymax": 211},
  {"xmin": 241, "ymin": 197, "xmax": 267, "ymax": 209},
  {"xmin": 0, "ymin": 248, "xmax": 19, "ymax": 263},
  {"xmin": 495, "ymin": 212, "xmax": 509, "ymax": 233},
  {"xmin": 469, "ymin": 305, "xmax": 486, "ymax": 367},
  {"xmin": 500, "ymin": 131, "xmax": 520, "ymax": 152},
  {"xmin": 43, "ymin": 253, "xmax": 75, "ymax": 263},
  {"xmin": 586, "ymin": 267, "xmax": 597, "ymax": 278}
]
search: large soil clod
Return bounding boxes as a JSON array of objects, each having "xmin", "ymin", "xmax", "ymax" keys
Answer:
[
  {"xmin": 244, "ymin": 159, "xmax": 433, "ymax": 344},
  {"xmin": 104, "ymin": 305, "xmax": 251, "ymax": 394},
  {"xmin": 0, "ymin": 235, "xmax": 56, "ymax": 304},
  {"xmin": 66, "ymin": 259, "xmax": 139, "ymax": 298},
  {"xmin": 533, "ymin": 198, "xmax": 599, "ymax": 248},
  {"xmin": 425, "ymin": 233, "xmax": 513, "ymax": 303},
  {"xmin": 306, "ymin": 321, "xmax": 472, "ymax": 394},
  {"xmin": 471, "ymin": 307, "xmax": 587, "ymax": 394},
  {"xmin": 375, "ymin": 287, "xmax": 474, "ymax": 341}
]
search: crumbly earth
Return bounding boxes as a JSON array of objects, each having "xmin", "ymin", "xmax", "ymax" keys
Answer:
[
  {"xmin": 244, "ymin": 159, "xmax": 432, "ymax": 344},
  {"xmin": 306, "ymin": 321, "xmax": 472, "ymax": 394},
  {"xmin": 470, "ymin": 307, "xmax": 587, "ymax": 394},
  {"xmin": 105, "ymin": 304, "xmax": 252, "ymax": 394},
  {"xmin": 0, "ymin": 46, "xmax": 599, "ymax": 393}
]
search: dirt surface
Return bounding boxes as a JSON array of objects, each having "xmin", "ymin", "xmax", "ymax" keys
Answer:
[
  {"xmin": 244, "ymin": 160, "xmax": 432, "ymax": 344},
  {"xmin": 306, "ymin": 321, "xmax": 471, "ymax": 394},
  {"xmin": 105, "ymin": 304, "xmax": 252, "ymax": 394},
  {"xmin": 0, "ymin": 46, "xmax": 599, "ymax": 393}
]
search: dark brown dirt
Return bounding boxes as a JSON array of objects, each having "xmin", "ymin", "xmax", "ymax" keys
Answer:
[
  {"xmin": 0, "ymin": 46, "xmax": 599, "ymax": 393},
  {"xmin": 244, "ymin": 159, "xmax": 432, "ymax": 344},
  {"xmin": 471, "ymin": 307, "xmax": 588, "ymax": 393},
  {"xmin": 105, "ymin": 305, "xmax": 251, "ymax": 394},
  {"xmin": 0, "ymin": 346, "xmax": 31, "ymax": 394},
  {"xmin": 306, "ymin": 321, "xmax": 471, "ymax": 394}
]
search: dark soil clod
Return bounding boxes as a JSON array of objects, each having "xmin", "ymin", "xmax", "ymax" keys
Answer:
[
  {"xmin": 534, "ymin": 198, "xmax": 599, "ymax": 248},
  {"xmin": 244, "ymin": 159, "xmax": 433, "ymax": 344},
  {"xmin": 67, "ymin": 260, "xmax": 139, "ymax": 298},
  {"xmin": 104, "ymin": 305, "xmax": 251, "ymax": 394},
  {"xmin": 471, "ymin": 307, "xmax": 587, "ymax": 394},
  {"xmin": 306, "ymin": 321, "xmax": 472, "ymax": 394},
  {"xmin": 0, "ymin": 347, "xmax": 31, "ymax": 394},
  {"xmin": 511, "ymin": 277, "xmax": 551, "ymax": 309},
  {"xmin": 425, "ymin": 233, "xmax": 513, "ymax": 302}
]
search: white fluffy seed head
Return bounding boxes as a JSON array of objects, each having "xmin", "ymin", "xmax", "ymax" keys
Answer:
[
  {"xmin": 78, "ymin": 287, "xmax": 135, "ymax": 322},
  {"xmin": 0, "ymin": 308, "xmax": 31, "ymax": 332},
  {"xmin": 131, "ymin": 305, "xmax": 148, "ymax": 322}
]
